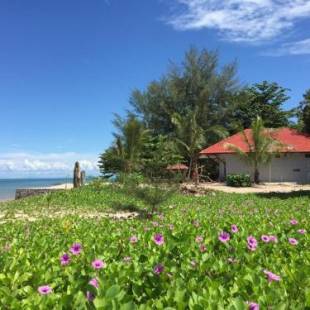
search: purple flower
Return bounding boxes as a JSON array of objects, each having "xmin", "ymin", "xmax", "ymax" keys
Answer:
[
  {"xmin": 231, "ymin": 224, "xmax": 239, "ymax": 233},
  {"xmin": 153, "ymin": 264, "xmax": 164, "ymax": 275},
  {"xmin": 89, "ymin": 278, "xmax": 99, "ymax": 289},
  {"xmin": 70, "ymin": 243, "xmax": 82, "ymax": 255},
  {"xmin": 92, "ymin": 259, "xmax": 106, "ymax": 269},
  {"xmin": 195, "ymin": 235, "xmax": 203, "ymax": 243},
  {"xmin": 269, "ymin": 235, "xmax": 278, "ymax": 243},
  {"xmin": 86, "ymin": 291, "xmax": 95, "ymax": 302},
  {"xmin": 248, "ymin": 302, "xmax": 259, "ymax": 310},
  {"xmin": 129, "ymin": 235, "xmax": 138, "ymax": 244},
  {"xmin": 60, "ymin": 253, "xmax": 70, "ymax": 266},
  {"xmin": 288, "ymin": 238, "xmax": 298, "ymax": 245},
  {"xmin": 218, "ymin": 231, "xmax": 230, "ymax": 243},
  {"xmin": 38, "ymin": 285, "xmax": 52, "ymax": 295},
  {"xmin": 263, "ymin": 270, "xmax": 281, "ymax": 282},
  {"xmin": 153, "ymin": 233, "xmax": 165, "ymax": 246},
  {"xmin": 261, "ymin": 235, "xmax": 270, "ymax": 243},
  {"xmin": 297, "ymin": 229, "xmax": 306, "ymax": 234},
  {"xmin": 290, "ymin": 219, "xmax": 298, "ymax": 225},
  {"xmin": 247, "ymin": 236, "xmax": 257, "ymax": 251}
]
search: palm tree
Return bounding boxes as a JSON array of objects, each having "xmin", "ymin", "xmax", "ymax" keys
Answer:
[
  {"xmin": 171, "ymin": 107, "xmax": 227, "ymax": 182},
  {"xmin": 113, "ymin": 114, "xmax": 149, "ymax": 173},
  {"xmin": 226, "ymin": 116, "xmax": 282, "ymax": 184}
]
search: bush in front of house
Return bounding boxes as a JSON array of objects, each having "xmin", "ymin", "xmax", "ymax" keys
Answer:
[{"xmin": 226, "ymin": 173, "xmax": 252, "ymax": 187}]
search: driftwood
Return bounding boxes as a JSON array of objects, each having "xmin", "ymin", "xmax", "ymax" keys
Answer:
[
  {"xmin": 81, "ymin": 171, "xmax": 86, "ymax": 186},
  {"xmin": 73, "ymin": 162, "xmax": 81, "ymax": 188}
]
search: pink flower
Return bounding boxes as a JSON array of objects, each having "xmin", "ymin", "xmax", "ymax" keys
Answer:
[
  {"xmin": 123, "ymin": 256, "xmax": 132, "ymax": 263},
  {"xmin": 153, "ymin": 233, "xmax": 164, "ymax": 246},
  {"xmin": 269, "ymin": 235, "xmax": 278, "ymax": 243},
  {"xmin": 70, "ymin": 243, "xmax": 82, "ymax": 255},
  {"xmin": 38, "ymin": 285, "xmax": 52, "ymax": 295},
  {"xmin": 129, "ymin": 235, "xmax": 138, "ymax": 244},
  {"xmin": 60, "ymin": 253, "xmax": 70, "ymax": 266},
  {"xmin": 290, "ymin": 219, "xmax": 298, "ymax": 225},
  {"xmin": 218, "ymin": 231, "xmax": 230, "ymax": 243},
  {"xmin": 152, "ymin": 221, "xmax": 159, "ymax": 227},
  {"xmin": 247, "ymin": 236, "xmax": 257, "ymax": 251},
  {"xmin": 153, "ymin": 264, "xmax": 164, "ymax": 275},
  {"xmin": 195, "ymin": 236, "xmax": 203, "ymax": 243},
  {"xmin": 297, "ymin": 229, "xmax": 306, "ymax": 234},
  {"xmin": 248, "ymin": 302, "xmax": 259, "ymax": 310},
  {"xmin": 89, "ymin": 278, "xmax": 99, "ymax": 289},
  {"xmin": 92, "ymin": 259, "xmax": 106, "ymax": 269},
  {"xmin": 263, "ymin": 270, "xmax": 281, "ymax": 282},
  {"xmin": 261, "ymin": 235, "xmax": 270, "ymax": 243},
  {"xmin": 288, "ymin": 238, "xmax": 298, "ymax": 245},
  {"xmin": 231, "ymin": 224, "xmax": 238, "ymax": 233}
]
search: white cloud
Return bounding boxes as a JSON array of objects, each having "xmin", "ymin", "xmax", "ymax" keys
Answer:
[
  {"xmin": 0, "ymin": 152, "xmax": 99, "ymax": 177},
  {"xmin": 167, "ymin": 0, "xmax": 310, "ymax": 43},
  {"xmin": 264, "ymin": 38, "xmax": 310, "ymax": 55}
]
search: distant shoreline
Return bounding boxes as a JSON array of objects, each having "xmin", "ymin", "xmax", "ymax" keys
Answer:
[{"xmin": 0, "ymin": 179, "xmax": 74, "ymax": 202}]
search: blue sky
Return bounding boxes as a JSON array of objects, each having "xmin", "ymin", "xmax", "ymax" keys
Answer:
[{"xmin": 1, "ymin": 0, "xmax": 310, "ymax": 178}]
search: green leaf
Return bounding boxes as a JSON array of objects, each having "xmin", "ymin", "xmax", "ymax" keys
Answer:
[{"xmin": 106, "ymin": 285, "xmax": 121, "ymax": 299}]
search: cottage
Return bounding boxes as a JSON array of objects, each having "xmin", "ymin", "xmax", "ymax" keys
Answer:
[{"xmin": 200, "ymin": 128, "xmax": 310, "ymax": 183}]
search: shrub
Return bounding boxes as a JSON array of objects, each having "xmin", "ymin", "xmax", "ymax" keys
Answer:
[{"xmin": 226, "ymin": 173, "xmax": 252, "ymax": 187}]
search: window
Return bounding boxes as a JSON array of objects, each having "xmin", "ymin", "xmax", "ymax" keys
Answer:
[{"xmin": 305, "ymin": 154, "xmax": 310, "ymax": 158}]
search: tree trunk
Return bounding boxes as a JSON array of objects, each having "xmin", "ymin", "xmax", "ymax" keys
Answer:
[
  {"xmin": 187, "ymin": 157, "xmax": 193, "ymax": 179},
  {"xmin": 193, "ymin": 157, "xmax": 199, "ymax": 186},
  {"xmin": 254, "ymin": 167, "xmax": 260, "ymax": 184}
]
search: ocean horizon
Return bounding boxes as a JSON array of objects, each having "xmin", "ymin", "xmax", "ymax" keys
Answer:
[{"xmin": 0, "ymin": 178, "xmax": 73, "ymax": 201}]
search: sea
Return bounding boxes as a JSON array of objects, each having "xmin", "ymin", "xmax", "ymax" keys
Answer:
[{"xmin": 0, "ymin": 178, "xmax": 72, "ymax": 201}]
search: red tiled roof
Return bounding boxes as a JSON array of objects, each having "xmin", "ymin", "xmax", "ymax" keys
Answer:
[
  {"xmin": 167, "ymin": 163, "xmax": 189, "ymax": 170},
  {"xmin": 200, "ymin": 128, "xmax": 310, "ymax": 155}
]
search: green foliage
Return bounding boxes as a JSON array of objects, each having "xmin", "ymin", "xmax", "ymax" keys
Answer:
[
  {"xmin": 226, "ymin": 117, "xmax": 282, "ymax": 183},
  {"xmin": 233, "ymin": 81, "xmax": 291, "ymax": 129},
  {"xmin": 119, "ymin": 174, "xmax": 176, "ymax": 214},
  {"xmin": 131, "ymin": 47, "xmax": 238, "ymax": 142},
  {"xmin": 226, "ymin": 174, "xmax": 252, "ymax": 187},
  {"xmin": 127, "ymin": 183, "xmax": 176, "ymax": 215},
  {"xmin": 117, "ymin": 172, "xmax": 145, "ymax": 186},
  {"xmin": 0, "ymin": 186, "xmax": 309, "ymax": 308},
  {"xmin": 140, "ymin": 135, "xmax": 183, "ymax": 178},
  {"xmin": 297, "ymin": 89, "xmax": 310, "ymax": 134},
  {"xmin": 99, "ymin": 114, "xmax": 149, "ymax": 174}
]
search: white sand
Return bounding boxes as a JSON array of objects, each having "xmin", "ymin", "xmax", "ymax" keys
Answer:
[
  {"xmin": 184, "ymin": 182, "xmax": 310, "ymax": 194},
  {"xmin": 49, "ymin": 183, "xmax": 74, "ymax": 189}
]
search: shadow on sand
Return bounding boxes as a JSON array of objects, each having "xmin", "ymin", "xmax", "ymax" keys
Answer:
[
  {"xmin": 256, "ymin": 190, "xmax": 310, "ymax": 200},
  {"xmin": 112, "ymin": 202, "xmax": 148, "ymax": 219}
]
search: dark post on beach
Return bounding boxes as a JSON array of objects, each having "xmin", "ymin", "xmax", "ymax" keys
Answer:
[{"xmin": 73, "ymin": 161, "xmax": 81, "ymax": 188}]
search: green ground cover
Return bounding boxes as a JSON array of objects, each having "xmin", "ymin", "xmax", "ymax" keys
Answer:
[{"xmin": 0, "ymin": 185, "xmax": 309, "ymax": 309}]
